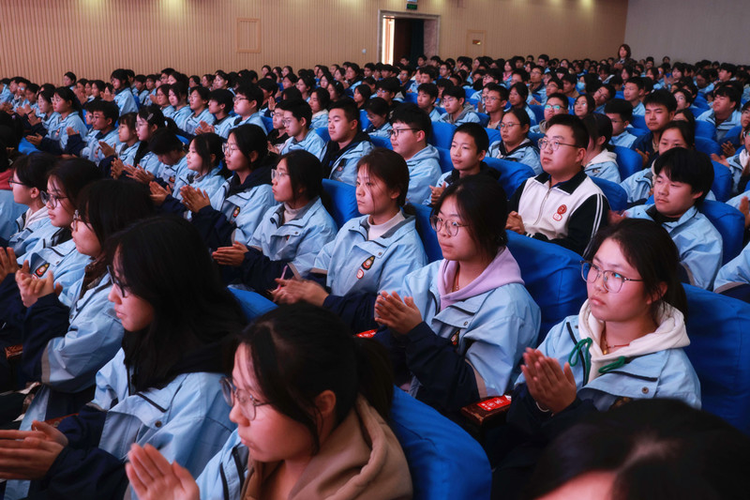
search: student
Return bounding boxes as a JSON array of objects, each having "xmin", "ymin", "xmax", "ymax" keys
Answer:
[
  {"xmin": 321, "ymin": 98, "xmax": 374, "ymax": 186},
  {"xmin": 212, "ymin": 150, "xmax": 337, "ymax": 291},
  {"xmin": 140, "ymin": 129, "xmax": 188, "ymax": 189},
  {"xmin": 375, "ymin": 77, "xmax": 402, "ymax": 111},
  {"xmin": 624, "ymin": 148, "xmax": 721, "ymax": 290},
  {"xmin": 167, "ymin": 82, "xmax": 192, "ymax": 133},
  {"xmin": 279, "ymin": 98, "xmax": 326, "ymax": 160},
  {"xmin": 364, "ymin": 97, "xmax": 393, "ymax": 138},
  {"xmin": 605, "ymin": 98, "xmax": 638, "ymax": 148},
  {"xmin": 273, "ymin": 149, "xmax": 428, "ymax": 332},
  {"xmin": 110, "ymin": 69, "xmax": 138, "ymax": 115},
  {"xmin": 184, "ymin": 124, "xmax": 275, "ymax": 249},
  {"xmin": 309, "ymin": 87, "xmax": 330, "ymax": 129},
  {"xmin": 561, "ymin": 73, "xmax": 580, "ymax": 99},
  {"xmin": 0, "ymin": 216, "xmax": 245, "ymax": 499},
  {"xmin": 488, "ymin": 108, "xmax": 543, "ymax": 174},
  {"xmin": 573, "ymin": 93, "xmax": 595, "ymax": 119},
  {"xmin": 507, "ymin": 114, "xmax": 609, "ymax": 255},
  {"xmin": 672, "ymin": 86, "xmax": 694, "ymax": 111},
  {"xmin": 623, "ymin": 77, "xmax": 646, "ymax": 116},
  {"xmin": 508, "ymin": 82, "xmax": 537, "ymax": 125},
  {"xmin": 118, "ymin": 106, "xmax": 172, "ymax": 182},
  {"xmin": 70, "ymin": 100, "xmax": 121, "ymax": 165},
  {"xmin": 713, "ymin": 122, "xmax": 750, "ymax": 196},
  {"xmin": 482, "ymin": 83, "xmax": 508, "ymax": 130},
  {"xmin": 125, "ymin": 304, "xmax": 412, "ymax": 500},
  {"xmin": 530, "ymin": 92, "xmax": 568, "ymax": 135},
  {"xmin": 543, "ymin": 77, "xmax": 564, "ymax": 105},
  {"xmin": 266, "ymin": 101, "xmax": 290, "ymax": 154},
  {"xmin": 197, "ymin": 88, "xmax": 235, "ymax": 139},
  {"xmin": 26, "ymin": 87, "xmax": 87, "ymax": 155},
  {"xmin": 497, "ymin": 219, "xmax": 701, "ymax": 494},
  {"xmin": 375, "ymin": 177, "xmax": 540, "ymax": 416},
  {"xmin": 428, "ymin": 123, "xmax": 500, "ymax": 205},
  {"xmin": 182, "ymin": 86, "xmax": 214, "ymax": 137},
  {"xmin": 582, "ymin": 113, "xmax": 621, "ymax": 182},
  {"xmin": 153, "ymin": 84, "xmax": 174, "ymax": 119},
  {"xmin": 389, "ymin": 104, "xmax": 442, "ymax": 205},
  {"xmin": 132, "ymin": 74, "xmax": 150, "ymax": 106},
  {"xmin": 353, "ymin": 83, "xmax": 372, "ymax": 110},
  {"xmin": 631, "ymin": 90, "xmax": 678, "ymax": 165},
  {"xmin": 231, "ymin": 84, "xmax": 266, "ymax": 133},
  {"xmin": 438, "ymin": 86, "xmax": 481, "ymax": 125},
  {"xmin": 5, "ymin": 153, "xmax": 57, "ymax": 256},
  {"xmin": 592, "ymin": 83, "xmax": 615, "ymax": 113},
  {"xmin": 417, "ymin": 83, "xmax": 442, "ymax": 121},
  {"xmin": 697, "ymin": 85, "xmax": 742, "ymax": 143},
  {"xmin": 108, "ymin": 111, "xmax": 140, "ymax": 170}
]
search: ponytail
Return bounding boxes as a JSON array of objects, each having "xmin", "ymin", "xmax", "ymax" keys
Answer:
[{"xmin": 353, "ymin": 337, "xmax": 394, "ymax": 420}]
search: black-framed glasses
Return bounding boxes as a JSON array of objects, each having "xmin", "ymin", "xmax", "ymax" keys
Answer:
[
  {"xmin": 220, "ymin": 377, "xmax": 269, "ymax": 420},
  {"xmin": 538, "ymin": 138, "xmax": 579, "ymax": 152},
  {"xmin": 45, "ymin": 192, "xmax": 68, "ymax": 208},
  {"xmin": 270, "ymin": 168, "xmax": 289, "ymax": 181},
  {"xmin": 389, "ymin": 127, "xmax": 418, "ymax": 138},
  {"xmin": 580, "ymin": 261, "xmax": 644, "ymax": 293},
  {"xmin": 107, "ymin": 265, "xmax": 129, "ymax": 298},
  {"xmin": 7, "ymin": 178, "xmax": 26, "ymax": 187},
  {"xmin": 430, "ymin": 215, "xmax": 469, "ymax": 237}
]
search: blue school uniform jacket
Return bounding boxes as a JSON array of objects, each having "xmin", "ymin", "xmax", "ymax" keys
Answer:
[
  {"xmin": 583, "ymin": 150, "xmax": 621, "ymax": 183},
  {"xmin": 311, "ymin": 110, "xmax": 329, "ymax": 129},
  {"xmin": 41, "ymin": 112, "xmax": 87, "ymax": 154},
  {"xmin": 138, "ymin": 150, "xmax": 162, "ymax": 176},
  {"xmin": 428, "ymin": 108, "xmax": 442, "ymax": 122},
  {"xmin": 156, "ymin": 154, "xmax": 189, "ymax": 189},
  {"xmin": 364, "ymin": 121, "xmax": 393, "ymax": 139},
  {"xmin": 184, "ymin": 107, "xmax": 215, "ymax": 136},
  {"xmin": 116, "ymin": 141, "xmax": 140, "ymax": 167},
  {"xmin": 697, "ymin": 109, "xmax": 742, "ymax": 143},
  {"xmin": 438, "ymin": 107, "xmax": 481, "ymax": 125},
  {"xmin": 213, "ymin": 115, "xmax": 235, "ymax": 139},
  {"xmin": 172, "ymin": 105, "xmax": 193, "ymax": 133},
  {"xmin": 280, "ymin": 130, "xmax": 327, "ymax": 161},
  {"xmin": 405, "ymin": 145, "xmax": 442, "ymax": 205},
  {"xmin": 620, "ymin": 167, "xmax": 652, "ymax": 205},
  {"xmin": 195, "ymin": 430, "xmax": 247, "ymax": 500},
  {"xmin": 725, "ymin": 151, "xmax": 748, "ymax": 196},
  {"xmin": 714, "ymin": 241, "xmax": 750, "ymax": 292},
  {"xmin": 632, "ymin": 101, "xmax": 645, "ymax": 116},
  {"xmin": 80, "ymin": 127, "xmax": 120, "ymax": 165},
  {"xmin": 610, "ymin": 130, "xmax": 637, "ymax": 149},
  {"xmin": 626, "ymin": 204, "xmax": 723, "ymax": 290},
  {"xmin": 162, "ymin": 105, "xmax": 176, "ymax": 120},
  {"xmin": 113, "ymin": 88, "xmax": 138, "ymax": 115},
  {"xmin": 233, "ymin": 112, "xmax": 267, "ymax": 134},
  {"xmin": 23, "ymin": 238, "xmax": 92, "ymax": 307},
  {"xmin": 8, "ymin": 211, "xmax": 57, "ymax": 258},
  {"xmin": 160, "ymin": 166, "xmax": 227, "ymax": 217},
  {"xmin": 0, "ymin": 191, "xmax": 26, "ymax": 241},
  {"xmin": 323, "ymin": 132, "xmax": 375, "ymax": 186},
  {"xmin": 488, "ymin": 138, "xmax": 543, "ymax": 175}
]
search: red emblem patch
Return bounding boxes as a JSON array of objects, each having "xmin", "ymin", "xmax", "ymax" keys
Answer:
[
  {"xmin": 557, "ymin": 205, "xmax": 567, "ymax": 215},
  {"xmin": 356, "ymin": 269, "xmax": 365, "ymax": 279}
]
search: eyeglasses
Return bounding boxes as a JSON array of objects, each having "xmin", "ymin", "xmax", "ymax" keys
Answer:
[
  {"xmin": 222, "ymin": 143, "xmax": 238, "ymax": 155},
  {"xmin": 270, "ymin": 169, "xmax": 289, "ymax": 180},
  {"xmin": 7, "ymin": 178, "xmax": 25, "ymax": 187},
  {"xmin": 233, "ymin": 96, "xmax": 249, "ymax": 103},
  {"xmin": 538, "ymin": 138, "xmax": 579, "ymax": 152},
  {"xmin": 544, "ymin": 104, "xmax": 563, "ymax": 111},
  {"xmin": 498, "ymin": 122, "xmax": 519, "ymax": 129},
  {"xmin": 281, "ymin": 118, "xmax": 294, "ymax": 125},
  {"xmin": 71, "ymin": 210, "xmax": 90, "ymax": 231},
  {"xmin": 220, "ymin": 377, "xmax": 269, "ymax": 420},
  {"xmin": 430, "ymin": 215, "xmax": 469, "ymax": 237},
  {"xmin": 107, "ymin": 265, "xmax": 129, "ymax": 298},
  {"xmin": 580, "ymin": 261, "xmax": 643, "ymax": 293},
  {"xmin": 389, "ymin": 127, "xmax": 418, "ymax": 138},
  {"xmin": 45, "ymin": 192, "xmax": 68, "ymax": 208},
  {"xmin": 484, "ymin": 96, "xmax": 502, "ymax": 102}
]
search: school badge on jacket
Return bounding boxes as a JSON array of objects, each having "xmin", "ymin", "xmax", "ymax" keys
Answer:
[
  {"xmin": 552, "ymin": 204, "xmax": 567, "ymax": 221},
  {"xmin": 357, "ymin": 256, "xmax": 376, "ymax": 279}
]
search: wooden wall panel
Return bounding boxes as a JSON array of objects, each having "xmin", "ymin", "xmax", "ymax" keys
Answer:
[{"xmin": 1, "ymin": 0, "xmax": 627, "ymax": 84}]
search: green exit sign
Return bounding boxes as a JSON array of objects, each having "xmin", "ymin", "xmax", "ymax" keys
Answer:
[{"xmin": 406, "ymin": 3, "xmax": 417, "ymax": 10}]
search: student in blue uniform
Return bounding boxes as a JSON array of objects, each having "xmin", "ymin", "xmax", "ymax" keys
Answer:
[
  {"xmin": 713, "ymin": 122, "xmax": 750, "ymax": 196},
  {"xmin": 714, "ymin": 240, "xmax": 750, "ymax": 298},
  {"xmin": 110, "ymin": 69, "xmax": 138, "ymax": 116},
  {"xmin": 26, "ymin": 87, "xmax": 87, "ymax": 155},
  {"xmin": 231, "ymin": 84, "xmax": 267, "ymax": 133},
  {"xmin": 364, "ymin": 97, "xmax": 394, "ymax": 138},
  {"xmin": 184, "ymin": 124, "xmax": 275, "ymax": 250},
  {"xmin": 196, "ymin": 88, "xmax": 234, "ymax": 139},
  {"xmin": 117, "ymin": 106, "xmax": 173, "ymax": 182},
  {"xmin": 273, "ymin": 148, "xmax": 427, "ymax": 332},
  {"xmin": 494, "ymin": 218, "xmax": 700, "ymax": 495},
  {"xmin": 438, "ymin": 86, "xmax": 481, "ymax": 125},
  {"xmin": 697, "ymin": 85, "xmax": 742, "ymax": 143},
  {"xmin": 0, "ymin": 216, "xmax": 245, "ymax": 500},
  {"xmin": 278, "ymin": 98, "xmax": 327, "ymax": 160},
  {"xmin": 309, "ymin": 87, "xmax": 330, "ymax": 129},
  {"xmin": 137, "ymin": 128, "xmax": 188, "ymax": 190},
  {"xmin": 168, "ymin": 82, "xmax": 192, "ymax": 133},
  {"xmin": 5, "ymin": 153, "xmax": 56, "ymax": 257},
  {"xmin": 417, "ymin": 83, "xmax": 442, "ymax": 122},
  {"xmin": 622, "ymin": 77, "xmax": 646, "ymax": 116},
  {"xmin": 631, "ymin": 90, "xmax": 677, "ymax": 166},
  {"xmin": 321, "ymin": 98, "xmax": 374, "ymax": 185},
  {"xmin": 508, "ymin": 82, "xmax": 538, "ymax": 126},
  {"xmin": 623, "ymin": 148, "xmax": 722, "ymax": 290},
  {"xmin": 154, "ymin": 84, "xmax": 175, "ymax": 119},
  {"xmin": 375, "ymin": 177, "xmax": 540, "ymax": 416},
  {"xmin": 99, "ymin": 111, "xmax": 140, "ymax": 178},
  {"xmin": 582, "ymin": 113, "xmax": 621, "ymax": 183},
  {"xmin": 183, "ymin": 85, "xmax": 214, "ymax": 137},
  {"xmin": 605, "ymin": 98, "xmax": 638, "ymax": 148},
  {"xmin": 489, "ymin": 108, "xmax": 542, "ymax": 174},
  {"xmin": 69, "ymin": 101, "xmax": 121, "ymax": 165},
  {"xmin": 212, "ymin": 150, "xmax": 337, "ymax": 291}
]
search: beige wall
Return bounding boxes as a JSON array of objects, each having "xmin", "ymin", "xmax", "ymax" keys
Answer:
[{"xmin": 2, "ymin": 0, "xmax": 628, "ymax": 84}]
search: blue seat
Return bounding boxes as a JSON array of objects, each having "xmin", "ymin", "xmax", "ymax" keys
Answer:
[
  {"xmin": 359, "ymin": 109, "xmax": 371, "ymax": 131},
  {"xmin": 476, "ymin": 113, "xmax": 490, "ymax": 127},
  {"xmin": 590, "ymin": 176, "xmax": 627, "ymax": 211},
  {"xmin": 322, "ymin": 179, "xmax": 360, "ymax": 228},
  {"xmin": 176, "ymin": 135, "xmax": 190, "ymax": 145},
  {"xmin": 506, "ymin": 231, "xmax": 587, "ymax": 341},
  {"xmin": 313, "ymin": 127, "xmax": 331, "ymax": 142},
  {"xmin": 695, "ymin": 137, "xmax": 721, "ymax": 157},
  {"xmin": 711, "ymin": 160, "xmax": 733, "ymax": 202},
  {"xmin": 261, "ymin": 116, "xmax": 273, "ymax": 134},
  {"xmin": 370, "ymin": 135, "xmax": 392, "ymax": 149},
  {"xmin": 723, "ymin": 125, "xmax": 743, "ymax": 147},
  {"xmin": 528, "ymin": 131, "xmax": 544, "ymax": 145},
  {"xmin": 485, "ymin": 128, "xmax": 501, "ymax": 146},
  {"xmin": 630, "ymin": 115, "xmax": 647, "ymax": 131},
  {"xmin": 229, "ymin": 288, "xmax": 277, "ymax": 320},
  {"xmin": 629, "ymin": 127, "xmax": 649, "ymax": 139},
  {"xmin": 429, "ymin": 122, "xmax": 456, "ymax": 150},
  {"xmin": 435, "ymin": 147, "xmax": 453, "ymax": 173},
  {"xmin": 683, "ymin": 284, "xmax": 750, "ymax": 434},
  {"xmin": 695, "ymin": 120, "xmax": 716, "ymax": 139},
  {"xmin": 483, "ymin": 157, "xmax": 535, "ymax": 199},
  {"xmin": 467, "ymin": 97, "xmax": 479, "ymax": 107},
  {"xmin": 412, "ymin": 203, "xmax": 442, "ymax": 263},
  {"xmin": 614, "ymin": 91, "xmax": 624, "ymax": 99},
  {"xmin": 701, "ymin": 200, "xmax": 745, "ymax": 264},
  {"xmin": 390, "ymin": 388, "xmax": 492, "ymax": 499},
  {"xmin": 17, "ymin": 137, "xmax": 39, "ymax": 155},
  {"xmin": 403, "ymin": 93, "xmax": 418, "ymax": 104},
  {"xmin": 529, "ymin": 104, "xmax": 545, "ymax": 124},
  {"xmin": 614, "ymin": 145, "xmax": 643, "ymax": 179}
]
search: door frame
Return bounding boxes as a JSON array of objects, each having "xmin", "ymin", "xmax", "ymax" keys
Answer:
[{"xmin": 377, "ymin": 10, "xmax": 441, "ymax": 64}]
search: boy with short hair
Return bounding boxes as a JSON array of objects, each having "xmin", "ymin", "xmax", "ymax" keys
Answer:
[
  {"xmin": 437, "ymin": 86, "xmax": 480, "ymax": 125},
  {"xmin": 375, "ymin": 77, "xmax": 402, "ymax": 111},
  {"xmin": 425, "ymin": 122, "xmax": 500, "ymax": 205},
  {"xmin": 417, "ymin": 83, "xmax": 441, "ymax": 121},
  {"xmin": 623, "ymin": 77, "xmax": 646, "ymax": 116},
  {"xmin": 232, "ymin": 84, "xmax": 266, "ymax": 133},
  {"xmin": 196, "ymin": 88, "xmax": 235, "ymax": 139},
  {"xmin": 561, "ymin": 73, "xmax": 579, "ymax": 99},
  {"xmin": 605, "ymin": 98, "xmax": 638, "ymax": 148},
  {"xmin": 321, "ymin": 98, "xmax": 374, "ymax": 185},
  {"xmin": 507, "ymin": 114, "xmax": 609, "ymax": 255},
  {"xmin": 593, "ymin": 84, "xmax": 615, "ymax": 113},
  {"xmin": 279, "ymin": 98, "xmax": 326, "ymax": 160},
  {"xmin": 625, "ymin": 148, "xmax": 722, "ymax": 290},
  {"xmin": 483, "ymin": 83, "xmax": 509, "ymax": 130},
  {"xmin": 697, "ymin": 85, "xmax": 742, "ymax": 142},
  {"xmin": 531, "ymin": 92, "xmax": 568, "ymax": 134},
  {"xmin": 68, "ymin": 100, "xmax": 121, "ymax": 165},
  {"xmin": 631, "ymin": 90, "xmax": 677, "ymax": 163},
  {"xmin": 389, "ymin": 104, "xmax": 441, "ymax": 204}
]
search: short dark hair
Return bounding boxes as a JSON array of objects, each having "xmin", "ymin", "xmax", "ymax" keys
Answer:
[
  {"xmin": 149, "ymin": 129, "xmax": 184, "ymax": 155},
  {"xmin": 442, "ymin": 85, "xmax": 465, "ymax": 101},
  {"xmin": 11, "ymin": 152, "xmax": 56, "ymax": 191},
  {"xmin": 417, "ymin": 83, "xmax": 438, "ymax": 99},
  {"xmin": 329, "ymin": 98, "xmax": 359, "ymax": 127},
  {"xmin": 357, "ymin": 148, "xmax": 410, "ymax": 207},
  {"xmin": 209, "ymin": 88, "xmax": 234, "ymax": 112},
  {"xmin": 625, "ymin": 76, "xmax": 645, "ymax": 91},
  {"xmin": 283, "ymin": 98, "xmax": 313, "ymax": 128},
  {"xmin": 506, "ymin": 107, "xmax": 531, "ymax": 130},
  {"xmin": 376, "ymin": 77, "xmax": 401, "ymax": 94},
  {"xmin": 583, "ymin": 113, "xmax": 613, "ymax": 146},
  {"xmin": 391, "ymin": 103, "xmax": 432, "ymax": 141},
  {"xmin": 714, "ymin": 85, "xmax": 741, "ymax": 109},
  {"xmin": 311, "ymin": 87, "xmax": 331, "ymax": 111},
  {"xmin": 230, "ymin": 124, "xmax": 268, "ymax": 168},
  {"xmin": 663, "ymin": 120, "xmax": 696, "ymax": 149},
  {"xmin": 509, "ymin": 81, "xmax": 529, "ymax": 102},
  {"xmin": 604, "ymin": 98, "xmax": 633, "ymax": 121},
  {"xmin": 277, "ymin": 149, "xmax": 325, "ymax": 204},
  {"xmin": 547, "ymin": 114, "xmax": 589, "ymax": 149},
  {"xmin": 546, "ymin": 92, "xmax": 570, "ymax": 110},
  {"xmin": 190, "ymin": 132, "xmax": 224, "ymax": 176},
  {"xmin": 364, "ymin": 96, "xmax": 390, "ymax": 117},
  {"xmin": 643, "ymin": 89, "xmax": 678, "ymax": 113},
  {"xmin": 234, "ymin": 84, "xmax": 264, "ymax": 109},
  {"xmin": 653, "ymin": 147, "xmax": 713, "ymax": 203},
  {"xmin": 484, "ymin": 83, "xmax": 509, "ymax": 101},
  {"xmin": 453, "ymin": 123, "xmax": 489, "ymax": 153}
]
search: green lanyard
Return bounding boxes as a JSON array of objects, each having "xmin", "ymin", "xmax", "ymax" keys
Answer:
[{"xmin": 568, "ymin": 337, "xmax": 629, "ymax": 385}]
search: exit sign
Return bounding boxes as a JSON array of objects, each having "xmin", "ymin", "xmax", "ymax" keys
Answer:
[{"xmin": 406, "ymin": 3, "xmax": 417, "ymax": 10}]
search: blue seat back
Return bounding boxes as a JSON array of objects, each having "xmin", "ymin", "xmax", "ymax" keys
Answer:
[
  {"xmin": 322, "ymin": 179, "xmax": 361, "ymax": 228},
  {"xmin": 435, "ymin": 147, "xmax": 453, "ymax": 174},
  {"xmin": 590, "ymin": 176, "xmax": 627, "ymax": 211},
  {"xmin": 700, "ymin": 200, "xmax": 744, "ymax": 264},
  {"xmin": 314, "ymin": 127, "xmax": 331, "ymax": 142},
  {"xmin": 476, "ymin": 113, "xmax": 490, "ymax": 127},
  {"xmin": 370, "ymin": 135, "xmax": 393, "ymax": 149},
  {"xmin": 629, "ymin": 127, "xmax": 649, "ymax": 138},
  {"xmin": 261, "ymin": 116, "xmax": 273, "ymax": 134},
  {"xmin": 695, "ymin": 120, "xmax": 716, "ymax": 139},
  {"xmin": 711, "ymin": 160, "xmax": 733, "ymax": 202},
  {"xmin": 176, "ymin": 135, "xmax": 190, "ymax": 145},
  {"xmin": 404, "ymin": 93, "xmax": 418, "ymax": 103},
  {"xmin": 724, "ymin": 125, "xmax": 743, "ymax": 147},
  {"xmin": 529, "ymin": 104, "xmax": 545, "ymax": 124},
  {"xmin": 630, "ymin": 115, "xmax": 647, "ymax": 130},
  {"xmin": 485, "ymin": 128, "xmax": 501, "ymax": 146},
  {"xmin": 695, "ymin": 137, "xmax": 721, "ymax": 157},
  {"xmin": 230, "ymin": 288, "xmax": 277, "ymax": 320},
  {"xmin": 528, "ymin": 131, "xmax": 544, "ymax": 145},
  {"xmin": 359, "ymin": 109, "xmax": 371, "ymax": 131},
  {"xmin": 613, "ymin": 146, "xmax": 643, "ymax": 179},
  {"xmin": 429, "ymin": 122, "xmax": 456, "ymax": 150},
  {"xmin": 506, "ymin": 232, "xmax": 587, "ymax": 341},
  {"xmin": 390, "ymin": 388, "xmax": 492, "ymax": 499},
  {"xmin": 683, "ymin": 285, "xmax": 750, "ymax": 434},
  {"xmin": 483, "ymin": 157, "xmax": 535, "ymax": 199},
  {"xmin": 412, "ymin": 203, "xmax": 442, "ymax": 263}
]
